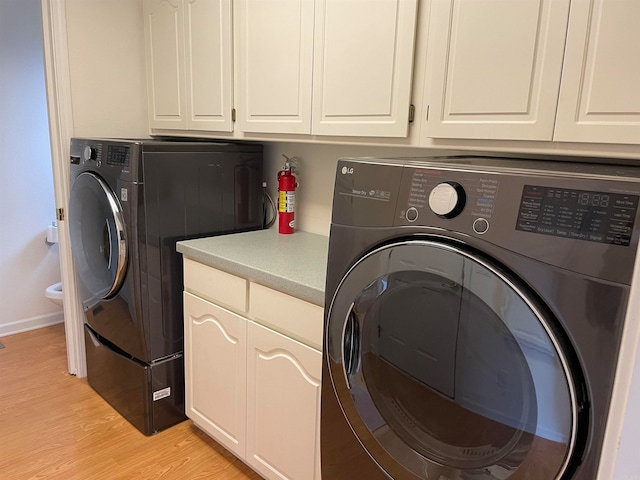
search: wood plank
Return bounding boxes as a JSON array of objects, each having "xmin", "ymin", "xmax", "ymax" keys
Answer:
[{"xmin": 0, "ymin": 324, "xmax": 261, "ymax": 480}]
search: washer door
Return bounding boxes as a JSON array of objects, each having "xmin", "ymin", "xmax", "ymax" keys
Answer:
[
  {"xmin": 69, "ymin": 172, "xmax": 128, "ymax": 306},
  {"xmin": 326, "ymin": 240, "xmax": 582, "ymax": 480}
]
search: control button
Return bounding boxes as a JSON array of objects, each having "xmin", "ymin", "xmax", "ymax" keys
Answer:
[
  {"xmin": 473, "ymin": 218, "xmax": 489, "ymax": 234},
  {"xmin": 406, "ymin": 207, "xmax": 419, "ymax": 223},
  {"xmin": 429, "ymin": 182, "xmax": 466, "ymax": 218}
]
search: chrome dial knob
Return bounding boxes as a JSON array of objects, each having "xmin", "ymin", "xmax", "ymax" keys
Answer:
[
  {"xmin": 83, "ymin": 145, "xmax": 96, "ymax": 161},
  {"xmin": 428, "ymin": 182, "xmax": 466, "ymax": 218}
]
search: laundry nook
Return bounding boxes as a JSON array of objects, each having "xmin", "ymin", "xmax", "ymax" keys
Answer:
[{"xmin": 2, "ymin": 1, "xmax": 640, "ymax": 479}]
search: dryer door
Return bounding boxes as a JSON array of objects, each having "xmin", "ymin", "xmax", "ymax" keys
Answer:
[
  {"xmin": 69, "ymin": 172, "xmax": 128, "ymax": 307},
  {"xmin": 326, "ymin": 240, "xmax": 584, "ymax": 480}
]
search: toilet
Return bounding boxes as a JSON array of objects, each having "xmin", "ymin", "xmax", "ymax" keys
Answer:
[{"xmin": 45, "ymin": 282, "xmax": 63, "ymax": 307}]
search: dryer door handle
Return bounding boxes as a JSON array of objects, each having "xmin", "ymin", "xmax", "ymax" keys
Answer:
[
  {"xmin": 104, "ymin": 218, "xmax": 113, "ymax": 269},
  {"xmin": 344, "ymin": 311, "xmax": 361, "ymax": 385}
]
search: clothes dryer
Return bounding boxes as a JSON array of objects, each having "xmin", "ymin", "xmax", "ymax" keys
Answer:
[
  {"xmin": 322, "ymin": 157, "xmax": 640, "ymax": 479},
  {"xmin": 69, "ymin": 138, "xmax": 263, "ymax": 435}
]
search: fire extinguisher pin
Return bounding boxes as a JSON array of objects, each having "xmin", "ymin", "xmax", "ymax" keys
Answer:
[{"xmin": 281, "ymin": 154, "xmax": 299, "ymax": 175}]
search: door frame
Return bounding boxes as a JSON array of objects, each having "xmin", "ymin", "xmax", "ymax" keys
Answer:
[{"xmin": 41, "ymin": 0, "xmax": 86, "ymax": 377}]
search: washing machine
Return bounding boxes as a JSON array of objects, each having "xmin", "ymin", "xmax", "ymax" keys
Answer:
[
  {"xmin": 321, "ymin": 157, "xmax": 640, "ymax": 479},
  {"xmin": 68, "ymin": 138, "xmax": 263, "ymax": 435}
]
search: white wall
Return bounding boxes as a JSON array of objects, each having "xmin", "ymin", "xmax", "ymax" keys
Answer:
[{"xmin": 0, "ymin": 0, "xmax": 63, "ymax": 335}]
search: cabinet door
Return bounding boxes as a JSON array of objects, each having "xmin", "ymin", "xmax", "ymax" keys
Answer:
[
  {"xmin": 246, "ymin": 321, "xmax": 322, "ymax": 480},
  {"xmin": 184, "ymin": 0, "xmax": 233, "ymax": 132},
  {"xmin": 235, "ymin": 0, "xmax": 315, "ymax": 134},
  {"xmin": 554, "ymin": 0, "xmax": 640, "ymax": 144},
  {"xmin": 311, "ymin": 0, "xmax": 418, "ymax": 137},
  {"xmin": 424, "ymin": 0, "xmax": 570, "ymax": 141},
  {"xmin": 144, "ymin": 0, "xmax": 187, "ymax": 129},
  {"xmin": 184, "ymin": 292, "xmax": 247, "ymax": 458}
]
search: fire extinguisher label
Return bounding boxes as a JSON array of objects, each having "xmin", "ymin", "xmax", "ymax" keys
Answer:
[{"xmin": 279, "ymin": 191, "xmax": 295, "ymax": 213}]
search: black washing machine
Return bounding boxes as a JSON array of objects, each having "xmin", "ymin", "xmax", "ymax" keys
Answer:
[
  {"xmin": 321, "ymin": 157, "xmax": 640, "ymax": 479},
  {"xmin": 68, "ymin": 138, "xmax": 263, "ymax": 435}
]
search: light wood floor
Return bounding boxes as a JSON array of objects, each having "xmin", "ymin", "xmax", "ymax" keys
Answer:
[{"xmin": 0, "ymin": 324, "xmax": 262, "ymax": 480}]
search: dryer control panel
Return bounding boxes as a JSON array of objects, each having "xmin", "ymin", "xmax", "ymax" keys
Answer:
[{"xmin": 332, "ymin": 157, "xmax": 640, "ymax": 284}]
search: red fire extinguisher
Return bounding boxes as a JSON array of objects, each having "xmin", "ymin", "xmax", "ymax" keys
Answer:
[{"xmin": 277, "ymin": 155, "xmax": 298, "ymax": 234}]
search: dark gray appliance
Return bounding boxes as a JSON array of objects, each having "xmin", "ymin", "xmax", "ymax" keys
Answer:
[
  {"xmin": 68, "ymin": 138, "xmax": 263, "ymax": 435},
  {"xmin": 322, "ymin": 157, "xmax": 640, "ymax": 479}
]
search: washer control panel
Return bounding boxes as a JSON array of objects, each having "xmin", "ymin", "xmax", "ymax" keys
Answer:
[{"xmin": 70, "ymin": 138, "xmax": 138, "ymax": 183}]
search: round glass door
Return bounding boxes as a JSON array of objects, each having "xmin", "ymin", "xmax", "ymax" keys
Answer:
[
  {"xmin": 69, "ymin": 172, "xmax": 127, "ymax": 305},
  {"xmin": 326, "ymin": 240, "xmax": 583, "ymax": 480}
]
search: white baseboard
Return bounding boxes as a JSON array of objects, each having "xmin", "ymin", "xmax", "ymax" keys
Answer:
[{"xmin": 0, "ymin": 311, "xmax": 64, "ymax": 337}]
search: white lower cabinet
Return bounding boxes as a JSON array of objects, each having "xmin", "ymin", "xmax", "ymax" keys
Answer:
[
  {"xmin": 247, "ymin": 321, "xmax": 321, "ymax": 480},
  {"xmin": 183, "ymin": 259, "xmax": 322, "ymax": 480},
  {"xmin": 184, "ymin": 292, "xmax": 247, "ymax": 458}
]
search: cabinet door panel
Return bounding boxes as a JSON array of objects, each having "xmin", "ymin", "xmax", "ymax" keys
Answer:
[
  {"xmin": 144, "ymin": 0, "xmax": 186, "ymax": 129},
  {"xmin": 424, "ymin": 0, "xmax": 569, "ymax": 141},
  {"xmin": 184, "ymin": 0, "xmax": 233, "ymax": 131},
  {"xmin": 555, "ymin": 0, "xmax": 640, "ymax": 144},
  {"xmin": 247, "ymin": 321, "xmax": 321, "ymax": 480},
  {"xmin": 184, "ymin": 292, "xmax": 246, "ymax": 458},
  {"xmin": 235, "ymin": 0, "xmax": 314, "ymax": 134},
  {"xmin": 312, "ymin": 0, "xmax": 417, "ymax": 137}
]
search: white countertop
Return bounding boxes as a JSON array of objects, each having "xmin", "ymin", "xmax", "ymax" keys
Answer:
[{"xmin": 176, "ymin": 228, "xmax": 329, "ymax": 306}]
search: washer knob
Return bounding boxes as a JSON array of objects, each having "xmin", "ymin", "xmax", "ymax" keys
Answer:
[
  {"xmin": 83, "ymin": 145, "xmax": 96, "ymax": 161},
  {"xmin": 429, "ymin": 182, "xmax": 466, "ymax": 218}
]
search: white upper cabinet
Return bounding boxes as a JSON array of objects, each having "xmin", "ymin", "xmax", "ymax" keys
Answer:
[
  {"xmin": 183, "ymin": 0, "xmax": 234, "ymax": 131},
  {"xmin": 235, "ymin": 0, "xmax": 418, "ymax": 137},
  {"xmin": 311, "ymin": 0, "xmax": 418, "ymax": 137},
  {"xmin": 144, "ymin": 0, "xmax": 233, "ymax": 132},
  {"xmin": 424, "ymin": 0, "xmax": 570, "ymax": 141},
  {"xmin": 144, "ymin": 0, "xmax": 186, "ymax": 129},
  {"xmin": 554, "ymin": 0, "xmax": 640, "ymax": 144},
  {"xmin": 235, "ymin": 0, "xmax": 315, "ymax": 134},
  {"xmin": 424, "ymin": 0, "xmax": 640, "ymax": 146}
]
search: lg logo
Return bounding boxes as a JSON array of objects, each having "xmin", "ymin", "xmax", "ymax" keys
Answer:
[{"xmin": 341, "ymin": 166, "xmax": 354, "ymax": 175}]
